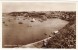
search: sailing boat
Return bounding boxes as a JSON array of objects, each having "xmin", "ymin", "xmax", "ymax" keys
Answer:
[{"xmin": 31, "ymin": 18, "xmax": 36, "ymax": 22}]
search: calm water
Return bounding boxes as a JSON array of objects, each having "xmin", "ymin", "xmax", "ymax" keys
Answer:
[{"xmin": 3, "ymin": 17, "xmax": 69, "ymax": 47}]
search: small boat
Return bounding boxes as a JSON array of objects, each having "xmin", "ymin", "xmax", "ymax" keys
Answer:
[
  {"xmin": 31, "ymin": 18, "xmax": 36, "ymax": 22},
  {"xmin": 52, "ymin": 30, "xmax": 59, "ymax": 35},
  {"xmin": 54, "ymin": 31, "xmax": 58, "ymax": 33}
]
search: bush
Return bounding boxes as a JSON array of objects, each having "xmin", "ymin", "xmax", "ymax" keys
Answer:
[{"xmin": 45, "ymin": 23, "xmax": 76, "ymax": 48}]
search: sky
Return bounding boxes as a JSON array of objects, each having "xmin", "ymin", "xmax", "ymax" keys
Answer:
[{"xmin": 2, "ymin": 2, "xmax": 76, "ymax": 13}]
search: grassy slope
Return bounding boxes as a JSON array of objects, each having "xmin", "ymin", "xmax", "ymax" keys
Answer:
[{"xmin": 45, "ymin": 20, "xmax": 76, "ymax": 48}]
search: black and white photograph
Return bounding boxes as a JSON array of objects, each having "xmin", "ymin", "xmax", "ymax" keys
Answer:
[{"xmin": 2, "ymin": 2, "xmax": 76, "ymax": 48}]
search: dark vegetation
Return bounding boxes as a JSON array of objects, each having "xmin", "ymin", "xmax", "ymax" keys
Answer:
[
  {"xmin": 45, "ymin": 23, "xmax": 76, "ymax": 48},
  {"xmin": 8, "ymin": 11, "xmax": 75, "ymax": 21}
]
